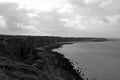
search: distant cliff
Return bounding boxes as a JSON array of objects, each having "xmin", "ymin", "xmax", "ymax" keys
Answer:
[
  {"xmin": 0, "ymin": 35, "xmax": 85, "ymax": 80},
  {"xmin": 0, "ymin": 35, "xmax": 108, "ymax": 80}
]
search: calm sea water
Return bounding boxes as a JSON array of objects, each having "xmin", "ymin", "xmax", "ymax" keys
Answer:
[{"xmin": 54, "ymin": 41, "xmax": 120, "ymax": 80}]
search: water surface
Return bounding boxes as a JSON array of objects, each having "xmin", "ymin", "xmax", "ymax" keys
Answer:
[{"xmin": 54, "ymin": 41, "xmax": 120, "ymax": 80}]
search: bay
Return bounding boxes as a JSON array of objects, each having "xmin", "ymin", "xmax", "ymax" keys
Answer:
[{"xmin": 53, "ymin": 41, "xmax": 120, "ymax": 80}]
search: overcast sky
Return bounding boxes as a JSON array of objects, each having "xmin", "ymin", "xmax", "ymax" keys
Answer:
[{"xmin": 0, "ymin": 0, "xmax": 120, "ymax": 38}]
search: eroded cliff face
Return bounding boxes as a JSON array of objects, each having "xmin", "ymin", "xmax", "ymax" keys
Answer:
[{"xmin": 0, "ymin": 36, "xmax": 83, "ymax": 80}]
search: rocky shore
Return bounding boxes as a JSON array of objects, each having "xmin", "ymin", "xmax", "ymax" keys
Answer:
[{"xmin": 36, "ymin": 43, "xmax": 84, "ymax": 80}]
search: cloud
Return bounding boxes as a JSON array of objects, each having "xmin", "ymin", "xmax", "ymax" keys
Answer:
[
  {"xmin": 0, "ymin": 16, "xmax": 6, "ymax": 28},
  {"xmin": 84, "ymin": 0, "xmax": 112, "ymax": 6},
  {"xmin": 69, "ymin": 0, "xmax": 120, "ymax": 16},
  {"xmin": 89, "ymin": 17, "xmax": 105, "ymax": 24},
  {"xmin": 0, "ymin": 0, "xmax": 120, "ymax": 37},
  {"xmin": 85, "ymin": 0, "xmax": 99, "ymax": 4},
  {"xmin": 0, "ymin": 0, "xmax": 73, "ymax": 13},
  {"xmin": 68, "ymin": 0, "xmax": 120, "ymax": 24},
  {"xmin": 57, "ymin": 3, "xmax": 73, "ymax": 14},
  {"xmin": 0, "ymin": 2, "xmax": 38, "ymax": 34},
  {"xmin": 69, "ymin": 0, "xmax": 85, "ymax": 7},
  {"xmin": 106, "ymin": 15, "xmax": 120, "ymax": 23},
  {"xmin": 0, "ymin": 2, "xmax": 75, "ymax": 36},
  {"xmin": 60, "ymin": 15, "xmax": 87, "ymax": 30},
  {"xmin": 60, "ymin": 15, "xmax": 106, "ymax": 31},
  {"xmin": 100, "ymin": 0, "xmax": 112, "ymax": 8}
]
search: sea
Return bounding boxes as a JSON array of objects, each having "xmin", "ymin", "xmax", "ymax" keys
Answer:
[{"xmin": 53, "ymin": 41, "xmax": 120, "ymax": 80}]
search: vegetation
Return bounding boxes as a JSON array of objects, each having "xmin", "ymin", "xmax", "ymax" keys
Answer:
[{"xmin": 0, "ymin": 34, "xmax": 107, "ymax": 80}]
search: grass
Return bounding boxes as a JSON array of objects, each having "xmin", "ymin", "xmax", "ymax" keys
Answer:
[
  {"xmin": 0, "ymin": 35, "xmax": 107, "ymax": 80},
  {"xmin": 0, "ymin": 35, "xmax": 85, "ymax": 80}
]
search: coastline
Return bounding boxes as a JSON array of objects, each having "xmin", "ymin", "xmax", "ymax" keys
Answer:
[
  {"xmin": 0, "ymin": 35, "xmax": 108, "ymax": 80},
  {"xmin": 36, "ymin": 42, "xmax": 83, "ymax": 80},
  {"xmin": 52, "ymin": 40, "xmax": 120, "ymax": 80},
  {"xmin": 0, "ymin": 39, "xmax": 83, "ymax": 80}
]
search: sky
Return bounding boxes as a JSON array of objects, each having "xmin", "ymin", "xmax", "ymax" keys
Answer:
[{"xmin": 0, "ymin": 0, "xmax": 120, "ymax": 38}]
